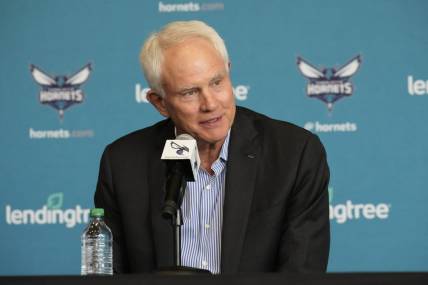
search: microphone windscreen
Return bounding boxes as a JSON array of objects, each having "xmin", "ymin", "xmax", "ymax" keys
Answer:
[
  {"xmin": 161, "ymin": 133, "xmax": 200, "ymax": 181},
  {"xmin": 176, "ymin": 133, "xmax": 194, "ymax": 140}
]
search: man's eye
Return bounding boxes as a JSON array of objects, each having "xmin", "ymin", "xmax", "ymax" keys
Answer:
[
  {"xmin": 181, "ymin": 89, "xmax": 197, "ymax": 97},
  {"xmin": 212, "ymin": 80, "xmax": 221, "ymax": 86}
]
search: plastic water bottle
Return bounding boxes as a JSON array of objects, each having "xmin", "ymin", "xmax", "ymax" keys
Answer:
[{"xmin": 81, "ymin": 208, "xmax": 113, "ymax": 275}]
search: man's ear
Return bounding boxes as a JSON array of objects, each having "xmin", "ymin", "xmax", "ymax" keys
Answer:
[{"xmin": 147, "ymin": 90, "xmax": 169, "ymax": 117}]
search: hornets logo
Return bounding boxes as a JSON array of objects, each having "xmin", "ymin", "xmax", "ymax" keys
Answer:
[
  {"xmin": 297, "ymin": 56, "xmax": 361, "ymax": 112},
  {"xmin": 30, "ymin": 64, "xmax": 92, "ymax": 120}
]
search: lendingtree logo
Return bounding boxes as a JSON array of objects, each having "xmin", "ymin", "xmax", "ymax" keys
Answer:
[
  {"xmin": 328, "ymin": 187, "xmax": 391, "ymax": 224},
  {"xmin": 5, "ymin": 192, "xmax": 90, "ymax": 228}
]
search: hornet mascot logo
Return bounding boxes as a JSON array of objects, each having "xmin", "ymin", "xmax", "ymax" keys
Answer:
[
  {"xmin": 297, "ymin": 55, "xmax": 361, "ymax": 112},
  {"xmin": 30, "ymin": 64, "xmax": 92, "ymax": 120}
]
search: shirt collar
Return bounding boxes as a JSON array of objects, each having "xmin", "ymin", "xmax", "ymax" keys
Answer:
[{"xmin": 219, "ymin": 129, "xmax": 231, "ymax": 162}]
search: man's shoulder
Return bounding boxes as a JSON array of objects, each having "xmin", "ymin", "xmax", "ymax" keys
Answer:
[
  {"xmin": 236, "ymin": 106, "xmax": 313, "ymax": 141},
  {"xmin": 235, "ymin": 107, "xmax": 327, "ymax": 169}
]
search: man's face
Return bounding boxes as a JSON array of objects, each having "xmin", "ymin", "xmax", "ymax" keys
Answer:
[{"xmin": 151, "ymin": 37, "xmax": 236, "ymax": 146}]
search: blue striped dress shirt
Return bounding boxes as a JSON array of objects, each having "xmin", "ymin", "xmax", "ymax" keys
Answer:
[{"xmin": 180, "ymin": 131, "xmax": 230, "ymax": 274}]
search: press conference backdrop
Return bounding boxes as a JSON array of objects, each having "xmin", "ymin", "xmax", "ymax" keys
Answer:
[{"xmin": 1, "ymin": 0, "xmax": 427, "ymax": 275}]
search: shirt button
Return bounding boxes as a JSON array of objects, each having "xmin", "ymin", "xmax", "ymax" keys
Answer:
[
  {"xmin": 201, "ymin": 261, "xmax": 208, "ymax": 268},
  {"xmin": 204, "ymin": 224, "xmax": 210, "ymax": 229},
  {"xmin": 206, "ymin": 184, "xmax": 211, "ymax": 190}
]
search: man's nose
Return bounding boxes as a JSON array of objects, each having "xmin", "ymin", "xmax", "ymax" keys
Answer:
[{"xmin": 200, "ymin": 89, "xmax": 218, "ymax": 112}]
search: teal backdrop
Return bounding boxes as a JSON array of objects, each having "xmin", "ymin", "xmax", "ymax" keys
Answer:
[{"xmin": 1, "ymin": 0, "xmax": 427, "ymax": 275}]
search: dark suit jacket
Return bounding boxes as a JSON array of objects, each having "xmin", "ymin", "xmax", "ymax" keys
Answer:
[{"xmin": 94, "ymin": 106, "xmax": 330, "ymax": 273}]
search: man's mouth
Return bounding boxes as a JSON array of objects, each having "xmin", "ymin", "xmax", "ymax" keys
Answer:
[{"xmin": 200, "ymin": 115, "xmax": 222, "ymax": 126}]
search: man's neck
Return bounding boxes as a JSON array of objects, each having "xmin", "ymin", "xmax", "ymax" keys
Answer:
[{"xmin": 198, "ymin": 139, "xmax": 224, "ymax": 174}]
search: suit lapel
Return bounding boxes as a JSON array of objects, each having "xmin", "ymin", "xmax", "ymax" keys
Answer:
[
  {"xmin": 148, "ymin": 120, "xmax": 175, "ymax": 269},
  {"xmin": 221, "ymin": 108, "xmax": 261, "ymax": 273}
]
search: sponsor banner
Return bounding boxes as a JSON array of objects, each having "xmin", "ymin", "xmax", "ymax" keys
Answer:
[
  {"xmin": 407, "ymin": 76, "xmax": 428, "ymax": 96},
  {"xmin": 297, "ymin": 55, "xmax": 361, "ymax": 112},
  {"xmin": 28, "ymin": 64, "xmax": 95, "ymax": 140},
  {"xmin": 297, "ymin": 56, "xmax": 361, "ymax": 133},
  {"xmin": 328, "ymin": 187, "xmax": 391, "ymax": 224},
  {"xmin": 4, "ymin": 193, "xmax": 90, "ymax": 229},
  {"xmin": 304, "ymin": 121, "xmax": 358, "ymax": 133},
  {"xmin": 28, "ymin": 128, "xmax": 95, "ymax": 139},
  {"xmin": 2, "ymin": 0, "xmax": 428, "ymax": 275},
  {"xmin": 30, "ymin": 64, "xmax": 92, "ymax": 120},
  {"xmin": 158, "ymin": 1, "xmax": 224, "ymax": 13}
]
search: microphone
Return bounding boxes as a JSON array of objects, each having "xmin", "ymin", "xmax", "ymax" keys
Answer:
[
  {"xmin": 158, "ymin": 134, "xmax": 210, "ymax": 272},
  {"xmin": 161, "ymin": 134, "xmax": 200, "ymax": 219}
]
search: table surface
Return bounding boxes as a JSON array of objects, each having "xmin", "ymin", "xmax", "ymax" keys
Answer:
[{"xmin": 1, "ymin": 272, "xmax": 428, "ymax": 285}]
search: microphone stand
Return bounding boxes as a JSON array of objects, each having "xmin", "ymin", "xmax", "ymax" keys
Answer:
[
  {"xmin": 157, "ymin": 169, "xmax": 211, "ymax": 275},
  {"xmin": 173, "ymin": 197, "xmax": 183, "ymax": 267}
]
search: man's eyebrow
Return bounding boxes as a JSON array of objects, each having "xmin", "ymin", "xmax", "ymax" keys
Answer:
[
  {"xmin": 210, "ymin": 74, "xmax": 224, "ymax": 83},
  {"xmin": 175, "ymin": 74, "xmax": 225, "ymax": 93},
  {"xmin": 177, "ymin": 86, "xmax": 199, "ymax": 93}
]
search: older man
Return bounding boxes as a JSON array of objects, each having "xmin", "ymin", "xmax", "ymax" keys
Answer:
[{"xmin": 95, "ymin": 20, "xmax": 330, "ymax": 274}]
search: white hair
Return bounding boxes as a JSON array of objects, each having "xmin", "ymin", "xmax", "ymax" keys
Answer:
[{"xmin": 139, "ymin": 20, "xmax": 229, "ymax": 96}]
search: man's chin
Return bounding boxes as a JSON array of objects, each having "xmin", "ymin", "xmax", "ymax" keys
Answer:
[{"xmin": 196, "ymin": 132, "xmax": 228, "ymax": 147}]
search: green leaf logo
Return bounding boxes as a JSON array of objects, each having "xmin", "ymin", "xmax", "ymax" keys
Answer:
[
  {"xmin": 328, "ymin": 186, "xmax": 334, "ymax": 204},
  {"xmin": 46, "ymin": 192, "xmax": 64, "ymax": 209}
]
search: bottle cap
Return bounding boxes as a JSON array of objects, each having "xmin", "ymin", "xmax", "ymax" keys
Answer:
[{"xmin": 90, "ymin": 208, "xmax": 104, "ymax": 217}]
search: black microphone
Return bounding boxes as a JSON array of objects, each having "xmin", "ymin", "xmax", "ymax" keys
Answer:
[
  {"xmin": 161, "ymin": 134, "xmax": 200, "ymax": 219},
  {"xmin": 158, "ymin": 134, "xmax": 210, "ymax": 272}
]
